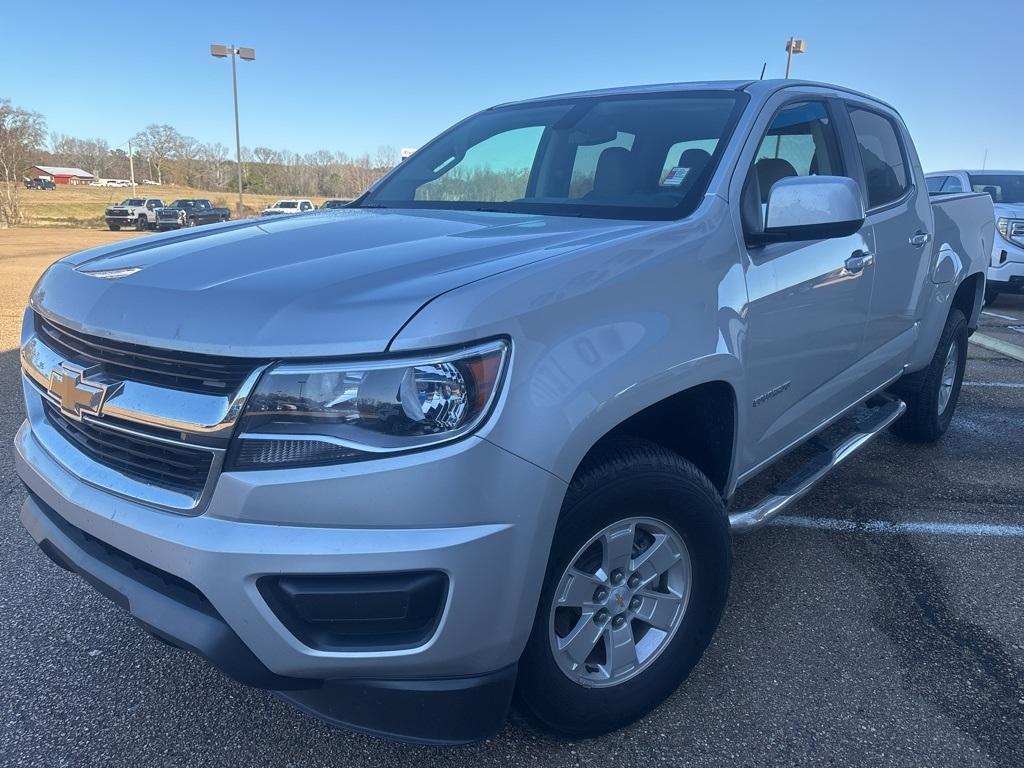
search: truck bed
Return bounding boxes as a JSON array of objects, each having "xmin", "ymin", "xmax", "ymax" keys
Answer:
[{"xmin": 929, "ymin": 191, "xmax": 995, "ymax": 278}]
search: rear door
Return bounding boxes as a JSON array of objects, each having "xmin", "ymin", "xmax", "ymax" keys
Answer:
[
  {"xmin": 843, "ymin": 102, "xmax": 933, "ymax": 368},
  {"xmin": 734, "ymin": 95, "xmax": 877, "ymax": 474}
]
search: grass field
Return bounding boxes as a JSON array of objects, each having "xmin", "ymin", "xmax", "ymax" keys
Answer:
[{"xmin": 11, "ymin": 183, "xmax": 320, "ymax": 228}]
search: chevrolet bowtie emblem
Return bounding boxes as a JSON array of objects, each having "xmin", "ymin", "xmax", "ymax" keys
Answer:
[{"xmin": 47, "ymin": 363, "xmax": 119, "ymax": 420}]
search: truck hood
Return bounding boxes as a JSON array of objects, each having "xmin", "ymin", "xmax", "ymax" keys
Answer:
[
  {"xmin": 32, "ymin": 208, "xmax": 645, "ymax": 357},
  {"xmin": 994, "ymin": 202, "xmax": 1024, "ymax": 219}
]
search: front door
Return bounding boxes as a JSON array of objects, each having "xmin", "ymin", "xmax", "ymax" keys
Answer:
[{"xmin": 738, "ymin": 99, "xmax": 876, "ymax": 475}]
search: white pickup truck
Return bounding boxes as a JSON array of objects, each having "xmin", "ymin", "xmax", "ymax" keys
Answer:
[
  {"xmin": 16, "ymin": 79, "xmax": 993, "ymax": 744},
  {"xmin": 260, "ymin": 199, "xmax": 315, "ymax": 216},
  {"xmin": 927, "ymin": 170, "xmax": 1024, "ymax": 303},
  {"xmin": 103, "ymin": 198, "xmax": 165, "ymax": 231}
]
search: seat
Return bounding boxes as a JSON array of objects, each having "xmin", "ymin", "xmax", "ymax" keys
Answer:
[
  {"xmin": 755, "ymin": 157, "xmax": 798, "ymax": 203},
  {"xmin": 676, "ymin": 147, "xmax": 712, "ymax": 179},
  {"xmin": 585, "ymin": 147, "xmax": 637, "ymax": 201}
]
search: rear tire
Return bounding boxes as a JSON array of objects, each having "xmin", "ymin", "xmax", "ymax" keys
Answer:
[
  {"xmin": 516, "ymin": 438, "xmax": 731, "ymax": 737},
  {"xmin": 890, "ymin": 308, "xmax": 967, "ymax": 443}
]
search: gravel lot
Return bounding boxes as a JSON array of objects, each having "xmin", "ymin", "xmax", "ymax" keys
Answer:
[{"xmin": 1, "ymin": 229, "xmax": 1022, "ymax": 767}]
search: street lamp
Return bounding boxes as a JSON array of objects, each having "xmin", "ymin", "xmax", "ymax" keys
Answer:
[
  {"xmin": 210, "ymin": 44, "xmax": 255, "ymax": 217},
  {"xmin": 784, "ymin": 37, "xmax": 806, "ymax": 79}
]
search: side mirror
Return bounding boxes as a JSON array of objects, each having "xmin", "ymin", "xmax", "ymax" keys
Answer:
[{"xmin": 752, "ymin": 176, "xmax": 865, "ymax": 245}]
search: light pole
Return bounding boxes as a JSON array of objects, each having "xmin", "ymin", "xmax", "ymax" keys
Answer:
[
  {"xmin": 210, "ymin": 44, "xmax": 255, "ymax": 217},
  {"xmin": 784, "ymin": 37, "xmax": 806, "ymax": 78},
  {"xmin": 127, "ymin": 138, "xmax": 136, "ymax": 196}
]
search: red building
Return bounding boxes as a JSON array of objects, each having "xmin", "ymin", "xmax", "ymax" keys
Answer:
[{"xmin": 29, "ymin": 165, "xmax": 96, "ymax": 185}]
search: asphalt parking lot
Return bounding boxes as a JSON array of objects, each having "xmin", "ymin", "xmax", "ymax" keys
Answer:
[{"xmin": 0, "ymin": 237, "xmax": 1021, "ymax": 766}]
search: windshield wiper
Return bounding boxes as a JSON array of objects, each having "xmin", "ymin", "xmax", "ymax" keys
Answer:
[{"xmin": 356, "ymin": 203, "xmax": 389, "ymax": 209}]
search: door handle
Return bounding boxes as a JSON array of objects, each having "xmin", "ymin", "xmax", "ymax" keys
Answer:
[
  {"xmin": 844, "ymin": 251, "xmax": 874, "ymax": 274},
  {"xmin": 909, "ymin": 231, "xmax": 932, "ymax": 248}
]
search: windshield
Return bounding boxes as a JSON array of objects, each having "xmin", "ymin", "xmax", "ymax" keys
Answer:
[
  {"xmin": 123, "ymin": 198, "xmax": 144, "ymax": 206},
  {"xmin": 969, "ymin": 174, "xmax": 1024, "ymax": 204},
  {"xmin": 358, "ymin": 91, "xmax": 746, "ymax": 220},
  {"xmin": 170, "ymin": 200, "xmax": 195, "ymax": 208},
  {"xmin": 275, "ymin": 201, "xmax": 299, "ymax": 208}
]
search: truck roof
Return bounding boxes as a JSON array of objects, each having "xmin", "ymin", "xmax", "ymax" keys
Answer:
[{"xmin": 493, "ymin": 79, "xmax": 897, "ymax": 113}]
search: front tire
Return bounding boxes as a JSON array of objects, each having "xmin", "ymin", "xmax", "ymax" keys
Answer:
[
  {"xmin": 984, "ymin": 286, "xmax": 1000, "ymax": 306},
  {"xmin": 135, "ymin": 215, "xmax": 147, "ymax": 231},
  {"xmin": 108, "ymin": 223, "xmax": 120, "ymax": 231},
  {"xmin": 516, "ymin": 439, "xmax": 731, "ymax": 737},
  {"xmin": 891, "ymin": 308, "xmax": 968, "ymax": 443}
]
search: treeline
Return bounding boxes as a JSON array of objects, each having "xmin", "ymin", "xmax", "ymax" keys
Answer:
[{"xmin": 42, "ymin": 123, "xmax": 398, "ymax": 198}]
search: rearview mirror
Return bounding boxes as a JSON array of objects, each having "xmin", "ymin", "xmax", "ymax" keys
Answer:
[{"xmin": 753, "ymin": 175, "xmax": 865, "ymax": 244}]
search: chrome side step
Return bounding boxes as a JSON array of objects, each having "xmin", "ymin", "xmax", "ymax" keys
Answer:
[{"xmin": 729, "ymin": 395, "xmax": 906, "ymax": 533}]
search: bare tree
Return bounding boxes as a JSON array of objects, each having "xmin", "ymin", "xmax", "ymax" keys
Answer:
[
  {"xmin": 0, "ymin": 99, "xmax": 45, "ymax": 226},
  {"xmin": 133, "ymin": 124, "xmax": 184, "ymax": 185}
]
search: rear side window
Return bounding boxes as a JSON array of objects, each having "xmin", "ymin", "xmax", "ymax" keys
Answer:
[
  {"xmin": 926, "ymin": 176, "xmax": 946, "ymax": 193},
  {"xmin": 847, "ymin": 107, "xmax": 909, "ymax": 208}
]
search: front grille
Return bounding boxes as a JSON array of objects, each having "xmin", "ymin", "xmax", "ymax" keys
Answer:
[
  {"xmin": 35, "ymin": 313, "xmax": 262, "ymax": 394},
  {"xmin": 43, "ymin": 399, "xmax": 213, "ymax": 495},
  {"xmin": 107, "ymin": 210, "xmax": 130, "ymax": 218}
]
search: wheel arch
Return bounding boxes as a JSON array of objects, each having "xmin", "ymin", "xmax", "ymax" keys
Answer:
[
  {"xmin": 952, "ymin": 270, "xmax": 985, "ymax": 331},
  {"xmin": 567, "ymin": 379, "xmax": 738, "ymax": 500}
]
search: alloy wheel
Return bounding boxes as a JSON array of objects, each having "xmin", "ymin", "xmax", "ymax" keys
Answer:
[{"xmin": 549, "ymin": 517, "xmax": 691, "ymax": 688}]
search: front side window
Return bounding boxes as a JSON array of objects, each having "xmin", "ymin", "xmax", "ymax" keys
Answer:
[
  {"xmin": 360, "ymin": 92, "xmax": 746, "ymax": 220},
  {"xmin": 847, "ymin": 106, "xmax": 909, "ymax": 208},
  {"xmin": 926, "ymin": 176, "xmax": 946, "ymax": 193},
  {"xmin": 969, "ymin": 173, "xmax": 1024, "ymax": 203},
  {"xmin": 744, "ymin": 100, "xmax": 842, "ymax": 229}
]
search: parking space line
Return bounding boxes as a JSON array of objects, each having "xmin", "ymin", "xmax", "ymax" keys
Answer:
[
  {"xmin": 982, "ymin": 310, "xmax": 1021, "ymax": 322},
  {"xmin": 769, "ymin": 515, "xmax": 1024, "ymax": 537},
  {"xmin": 969, "ymin": 332, "xmax": 1024, "ymax": 363},
  {"xmin": 963, "ymin": 381, "xmax": 1024, "ymax": 388}
]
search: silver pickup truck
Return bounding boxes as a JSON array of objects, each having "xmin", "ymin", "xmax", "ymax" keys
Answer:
[{"xmin": 15, "ymin": 80, "xmax": 993, "ymax": 745}]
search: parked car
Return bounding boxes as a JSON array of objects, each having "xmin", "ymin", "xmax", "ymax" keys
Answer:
[
  {"xmin": 154, "ymin": 199, "xmax": 230, "ymax": 230},
  {"xmin": 15, "ymin": 80, "xmax": 993, "ymax": 745},
  {"xmin": 261, "ymin": 199, "xmax": 315, "ymax": 216},
  {"xmin": 104, "ymin": 198, "xmax": 165, "ymax": 231},
  {"xmin": 927, "ymin": 169, "xmax": 1024, "ymax": 303},
  {"xmin": 24, "ymin": 178, "xmax": 56, "ymax": 190},
  {"xmin": 319, "ymin": 198, "xmax": 352, "ymax": 209}
]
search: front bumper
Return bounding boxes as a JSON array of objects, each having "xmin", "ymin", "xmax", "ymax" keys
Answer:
[
  {"xmin": 15, "ymin": 416, "xmax": 566, "ymax": 742},
  {"xmin": 155, "ymin": 219, "xmax": 184, "ymax": 229}
]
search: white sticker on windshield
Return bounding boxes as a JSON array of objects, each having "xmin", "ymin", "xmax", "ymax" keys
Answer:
[{"xmin": 661, "ymin": 167, "xmax": 690, "ymax": 187}]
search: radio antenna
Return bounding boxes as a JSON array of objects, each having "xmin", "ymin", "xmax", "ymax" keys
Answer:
[{"xmin": 759, "ymin": 62, "xmax": 767, "ymax": 80}]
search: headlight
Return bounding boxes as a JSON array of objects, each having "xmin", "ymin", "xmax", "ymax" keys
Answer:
[
  {"xmin": 228, "ymin": 339, "xmax": 509, "ymax": 469},
  {"xmin": 998, "ymin": 218, "xmax": 1009, "ymax": 241}
]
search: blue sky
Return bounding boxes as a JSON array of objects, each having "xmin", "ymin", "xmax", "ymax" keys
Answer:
[{"xmin": 3, "ymin": 0, "xmax": 1020, "ymax": 170}]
